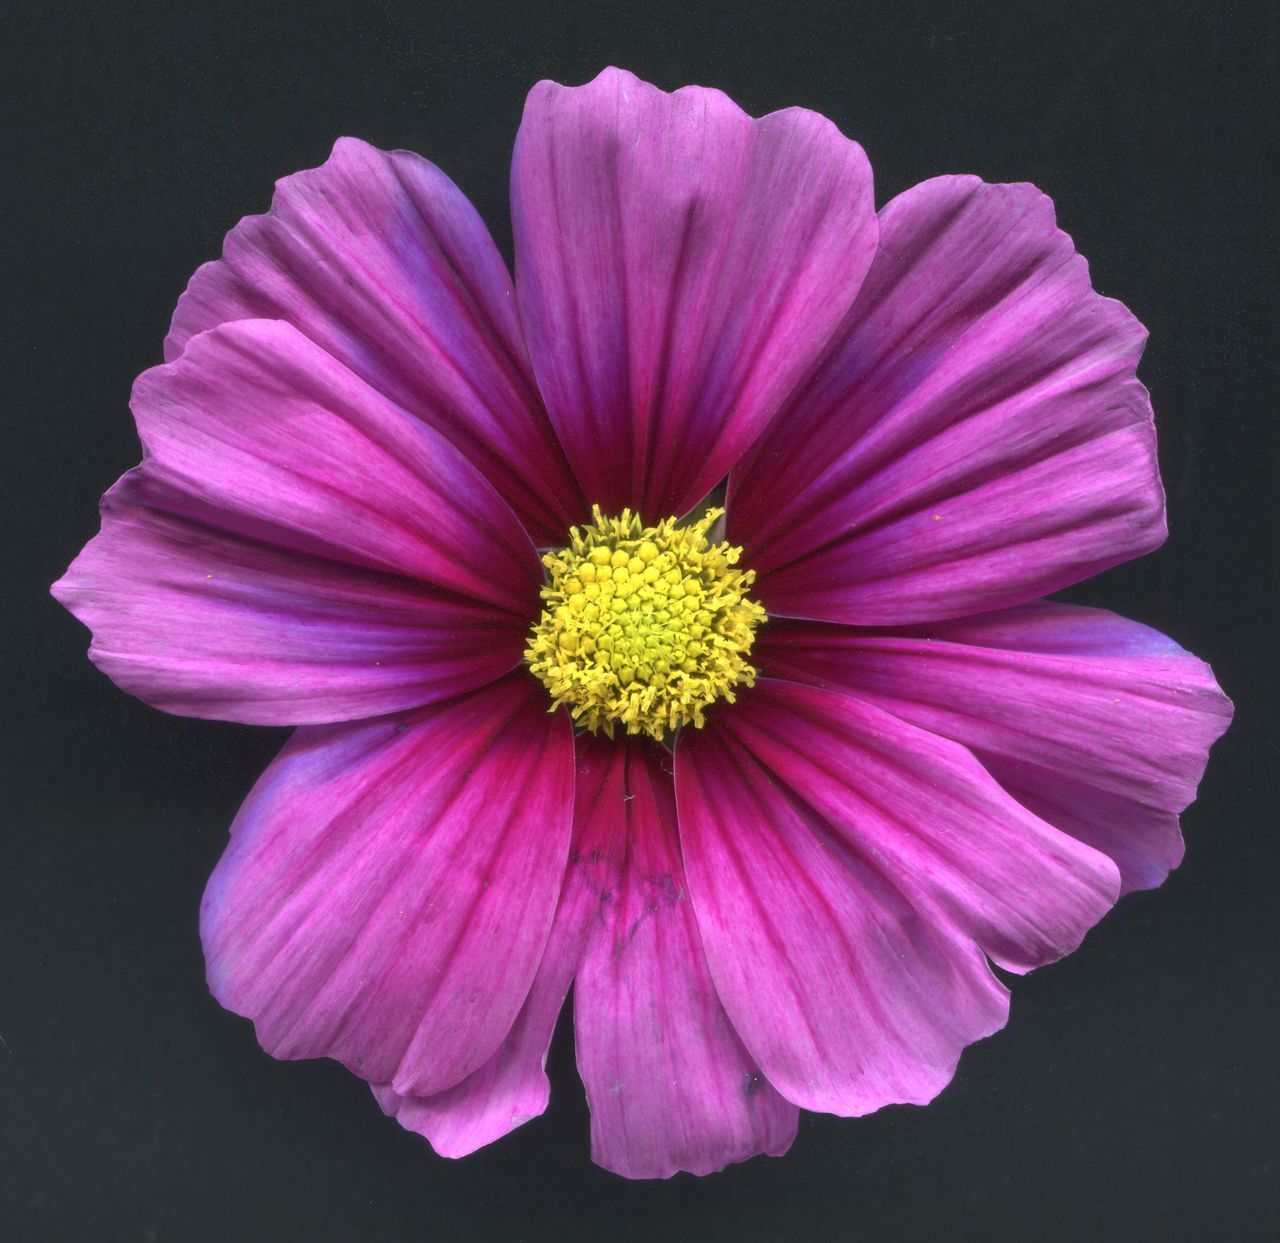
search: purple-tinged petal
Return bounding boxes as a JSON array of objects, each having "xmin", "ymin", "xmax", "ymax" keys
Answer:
[
  {"xmin": 52, "ymin": 475, "xmax": 525, "ymax": 725},
  {"xmin": 374, "ymin": 735, "xmax": 798, "ymax": 1177},
  {"xmin": 369, "ymin": 746, "xmax": 605, "ymax": 1157},
  {"xmin": 573, "ymin": 736, "xmax": 797, "ymax": 1179},
  {"xmin": 54, "ymin": 319, "xmax": 544, "ymax": 723},
  {"xmin": 677, "ymin": 706, "xmax": 1007, "ymax": 1116},
  {"xmin": 512, "ymin": 67, "xmax": 877, "ymax": 519},
  {"xmin": 677, "ymin": 680, "xmax": 1120, "ymax": 1115},
  {"xmin": 132, "ymin": 319, "xmax": 539, "ymax": 611},
  {"xmin": 201, "ymin": 674, "xmax": 575, "ymax": 1098},
  {"xmin": 759, "ymin": 603, "xmax": 1232, "ymax": 894},
  {"xmin": 729, "ymin": 176, "xmax": 1165, "ymax": 624},
  {"xmin": 369, "ymin": 840, "xmax": 592, "ymax": 1158},
  {"xmin": 707, "ymin": 680, "xmax": 1122, "ymax": 973},
  {"xmin": 166, "ymin": 137, "xmax": 583, "ymax": 545}
]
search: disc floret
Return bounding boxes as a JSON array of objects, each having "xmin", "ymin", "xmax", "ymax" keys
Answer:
[{"xmin": 526, "ymin": 506, "xmax": 766, "ymax": 740}]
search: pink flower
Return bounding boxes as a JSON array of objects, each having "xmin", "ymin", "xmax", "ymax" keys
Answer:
[{"xmin": 53, "ymin": 67, "xmax": 1231, "ymax": 1179}]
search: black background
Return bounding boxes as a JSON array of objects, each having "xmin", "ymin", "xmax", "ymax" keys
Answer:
[{"xmin": 3, "ymin": 1, "xmax": 1276, "ymax": 1239}]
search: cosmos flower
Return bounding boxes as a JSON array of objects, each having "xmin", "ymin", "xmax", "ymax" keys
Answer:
[{"xmin": 53, "ymin": 67, "xmax": 1231, "ymax": 1179}]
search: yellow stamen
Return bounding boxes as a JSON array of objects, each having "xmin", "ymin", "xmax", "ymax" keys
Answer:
[{"xmin": 525, "ymin": 506, "xmax": 766, "ymax": 740}]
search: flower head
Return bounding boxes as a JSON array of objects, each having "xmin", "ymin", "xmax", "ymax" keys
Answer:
[{"xmin": 54, "ymin": 68, "xmax": 1231, "ymax": 1179}]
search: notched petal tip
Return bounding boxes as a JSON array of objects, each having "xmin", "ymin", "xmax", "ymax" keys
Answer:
[
  {"xmin": 526, "ymin": 64, "xmax": 870, "ymax": 157},
  {"xmin": 591, "ymin": 1109, "xmax": 800, "ymax": 1181}
]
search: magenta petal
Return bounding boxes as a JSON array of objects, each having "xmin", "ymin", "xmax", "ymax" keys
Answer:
[
  {"xmin": 676, "ymin": 710, "xmax": 1005, "ymax": 1115},
  {"xmin": 512, "ymin": 67, "xmax": 877, "ymax": 518},
  {"xmin": 368, "ymin": 764, "xmax": 604, "ymax": 1158},
  {"xmin": 677, "ymin": 680, "xmax": 1120, "ymax": 1115},
  {"xmin": 374, "ymin": 735, "xmax": 797, "ymax": 1176},
  {"xmin": 369, "ymin": 855, "xmax": 590, "ymax": 1158},
  {"xmin": 572, "ymin": 737, "xmax": 797, "ymax": 1179},
  {"xmin": 166, "ymin": 137, "xmax": 582, "ymax": 544},
  {"xmin": 201, "ymin": 675, "xmax": 575, "ymax": 1098},
  {"xmin": 702, "ymin": 680, "xmax": 1121, "ymax": 973},
  {"xmin": 759, "ymin": 603, "xmax": 1232, "ymax": 894},
  {"xmin": 54, "ymin": 319, "xmax": 543, "ymax": 723},
  {"xmin": 729, "ymin": 175, "xmax": 1165, "ymax": 624},
  {"xmin": 131, "ymin": 319, "xmax": 539, "ymax": 611},
  {"xmin": 51, "ymin": 474, "xmax": 524, "ymax": 724},
  {"xmin": 369, "ymin": 869, "xmax": 587, "ymax": 1159}
]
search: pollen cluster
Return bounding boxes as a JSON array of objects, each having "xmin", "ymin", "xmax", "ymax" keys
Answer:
[{"xmin": 525, "ymin": 506, "xmax": 766, "ymax": 740}]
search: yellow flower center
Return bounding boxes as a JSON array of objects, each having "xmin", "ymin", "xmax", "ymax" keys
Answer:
[{"xmin": 525, "ymin": 506, "xmax": 766, "ymax": 740}]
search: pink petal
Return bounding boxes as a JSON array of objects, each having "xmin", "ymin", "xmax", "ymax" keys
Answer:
[
  {"xmin": 55, "ymin": 319, "xmax": 543, "ymax": 724},
  {"xmin": 201, "ymin": 674, "xmax": 575, "ymax": 1098},
  {"xmin": 166, "ymin": 137, "xmax": 583, "ymax": 545},
  {"xmin": 759, "ymin": 603, "xmax": 1232, "ymax": 894},
  {"xmin": 729, "ymin": 175, "xmax": 1165, "ymax": 624},
  {"xmin": 135, "ymin": 319, "xmax": 538, "ymax": 609},
  {"xmin": 512, "ymin": 67, "xmax": 876, "ymax": 518},
  {"xmin": 374, "ymin": 735, "xmax": 797, "ymax": 1178},
  {"xmin": 676, "ymin": 680, "xmax": 1120, "ymax": 1115},
  {"xmin": 369, "ymin": 850, "xmax": 590, "ymax": 1158},
  {"xmin": 572, "ymin": 736, "xmax": 797, "ymax": 1178},
  {"xmin": 369, "ymin": 759, "xmax": 605, "ymax": 1157},
  {"xmin": 52, "ymin": 474, "xmax": 524, "ymax": 724}
]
